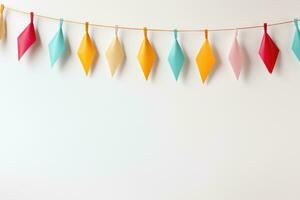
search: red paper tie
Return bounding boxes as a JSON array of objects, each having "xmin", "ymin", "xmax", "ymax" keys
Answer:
[
  {"xmin": 259, "ymin": 23, "xmax": 279, "ymax": 74},
  {"xmin": 17, "ymin": 12, "xmax": 36, "ymax": 60}
]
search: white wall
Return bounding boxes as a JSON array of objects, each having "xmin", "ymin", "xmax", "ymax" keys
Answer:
[{"xmin": 1, "ymin": 0, "xmax": 300, "ymax": 199}]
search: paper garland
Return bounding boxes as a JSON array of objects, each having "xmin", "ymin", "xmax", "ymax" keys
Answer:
[
  {"xmin": 77, "ymin": 22, "xmax": 96, "ymax": 76},
  {"xmin": 2, "ymin": 6, "xmax": 300, "ymax": 82},
  {"xmin": 48, "ymin": 18, "xmax": 65, "ymax": 66},
  {"xmin": 17, "ymin": 12, "xmax": 36, "ymax": 60}
]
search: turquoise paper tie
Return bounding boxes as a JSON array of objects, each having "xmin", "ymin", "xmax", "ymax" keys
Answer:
[
  {"xmin": 48, "ymin": 18, "xmax": 65, "ymax": 66},
  {"xmin": 168, "ymin": 29, "xmax": 185, "ymax": 81},
  {"xmin": 292, "ymin": 19, "xmax": 300, "ymax": 61}
]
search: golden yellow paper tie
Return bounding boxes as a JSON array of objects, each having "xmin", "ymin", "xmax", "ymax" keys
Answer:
[
  {"xmin": 137, "ymin": 27, "xmax": 156, "ymax": 80},
  {"xmin": 105, "ymin": 25, "xmax": 125, "ymax": 76},
  {"xmin": 0, "ymin": 4, "xmax": 5, "ymax": 40},
  {"xmin": 77, "ymin": 22, "xmax": 96, "ymax": 76},
  {"xmin": 196, "ymin": 29, "xmax": 216, "ymax": 83}
]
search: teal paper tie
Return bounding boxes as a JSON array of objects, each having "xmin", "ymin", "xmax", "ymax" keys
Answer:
[
  {"xmin": 168, "ymin": 29, "xmax": 185, "ymax": 81},
  {"xmin": 48, "ymin": 18, "xmax": 65, "ymax": 66},
  {"xmin": 292, "ymin": 18, "xmax": 300, "ymax": 61}
]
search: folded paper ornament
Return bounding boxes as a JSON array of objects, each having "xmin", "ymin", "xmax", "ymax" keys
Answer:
[
  {"xmin": 105, "ymin": 26, "xmax": 125, "ymax": 76},
  {"xmin": 137, "ymin": 27, "xmax": 156, "ymax": 80},
  {"xmin": 259, "ymin": 23, "xmax": 279, "ymax": 73},
  {"xmin": 0, "ymin": 4, "xmax": 5, "ymax": 40},
  {"xmin": 292, "ymin": 19, "xmax": 300, "ymax": 61},
  {"xmin": 77, "ymin": 22, "xmax": 96, "ymax": 76},
  {"xmin": 228, "ymin": 29, "xmax": 243, "ymax": 79},
  {"xmin": 168, "ymin": 29, "xmax": 185, "ymax": 81},
  {"xmin": 196, "ymin": 30, "xmax": 216, "ymax": 83},
  {"xmin": 48, "ymin": 18, "xmax": 65, "ymax": 66},
  {"xmin": 17, "ymin": 12, "xmax": 36, "ymax": 60}
]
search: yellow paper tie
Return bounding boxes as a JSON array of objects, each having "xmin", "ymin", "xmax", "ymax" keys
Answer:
[
  {"xmin": 0, "ymin": 4, "xmax": 5, "ymax": 40},
  {"xmin": 196, "ymin": 29, "xmax": 216, "ymax": 83},
  {"xmin": 77, "ymin": 22, "xmax": 96, "ymax": 76},
  {"xmin": 105, "ymin": 25, "xmax": 125, "ymax": 76},
  {"xmin": 137, "ymin": 27, "xmax": 156, "ymax": 80}
]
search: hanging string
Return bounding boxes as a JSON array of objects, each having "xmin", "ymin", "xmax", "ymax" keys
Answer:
[
  {"xmin": 4, "ymin": 5, "xmax": 299, "ymax": 33},
  {"xmin": 204, "ymin": 29, "xmax": 208, "ymax": 39}
]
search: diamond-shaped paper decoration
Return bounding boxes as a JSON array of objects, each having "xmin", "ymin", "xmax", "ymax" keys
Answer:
[
  {"xmin": 292, "ymin": 19, "xmax": 300, "ymax": 61},
  {"xmin": 259, "ymin": 23, "xmax": 279, "ymax": 74},
  {"xmin": 77, "ymin": 22, "xmax": 96, "ymax": 76},
  {"xmin": 195, "ymin": 30, "xmax": 216, "ymax": 83},
  {"xmin": 0, "ymin": 4, "xmax": 5, "ymax": 40},
  {"xmin": 48, "ymin": 18, "xmax": 65, "ymax": 67},
  {"xmin": 137, "ymin": 27, "xmax": 156, "ymax": 80},
  {"xmin": 168, "ymin": 30, "xmax": 185, "ymax": 81},
  {"xmin": 106, "ymin": 26, "xmax": 125, "ymax": 76},
  {"xmin": 17, "ymin": 12, "xmax": 36, "ymax": 60},
  {"xmin": 229, "ymin": 30, "xmax": 243, "ymax": 80}
]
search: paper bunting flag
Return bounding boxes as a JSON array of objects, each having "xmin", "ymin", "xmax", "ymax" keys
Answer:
[
  {"xmin": 105, "ymin": 26, "xmax": 125, "ymax": 76},
  {"xmin": 48, "ymin": 18, "xmax": 65, "ymax": 66},
  {"xmin": 168, "ymin": 29, "xmax": 185, "ymax": 81},
  {"xmin": 259, "ymin": 23, "xmax": 279, "ymax": 74},
  {"xmin": 196, "ymin": 30, "xmax": 216, "ymax": 83},
  {"xmin": 0, "ymin": 4, "xmax": 5, "ymax": 40},
  {"xmin": 137, "ymin": 27, "xmax": 156, "ymax": 80},
  {"xmin": 292, "ymin": 19, "xmax": 300, "ymax": 61},
  {"xmin": 17, "ymin": 12, "xmax": 36, "ymax": 60},
  {"xmin": 229, "ymin": 29, "xmax": 243, "ymax": 79},
  {"xmin": 77, "ymin": 22, "xmax": 96, "ymax": 76}
]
